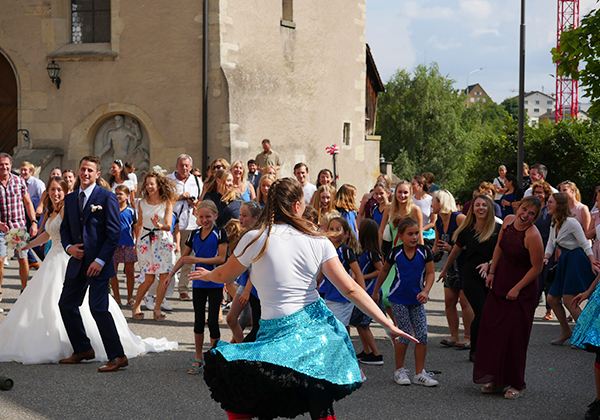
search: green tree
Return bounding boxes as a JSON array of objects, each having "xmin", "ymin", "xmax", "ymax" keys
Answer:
[
  {"xmin": 552, "ymin": 5, "xmax": 600, "ymax": 118},
  {"xmin": 501, "ymin": 97, "xmax": 523, "ymax": 120},
  {"xmin": 376, "ymin": 63, "xmax": 480, "ymax": 191}
]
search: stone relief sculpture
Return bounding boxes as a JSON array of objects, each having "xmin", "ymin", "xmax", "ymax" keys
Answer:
[{"xmin": 94, "ymin": 114, "xmax": 150, "ymax": 180}]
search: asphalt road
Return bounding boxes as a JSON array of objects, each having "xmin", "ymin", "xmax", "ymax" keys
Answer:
[{"xmin": 0, "ymin": 257, "xmax": 594, "ymax": 420}]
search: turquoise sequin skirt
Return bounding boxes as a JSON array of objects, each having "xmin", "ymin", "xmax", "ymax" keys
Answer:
[
  {"xmin": 204, "ymin": 299, "xmax": 362, "ymax": 418},
  {"xmin": 572, "ymin": 283, "xmax": 600, "ymax": 350}
]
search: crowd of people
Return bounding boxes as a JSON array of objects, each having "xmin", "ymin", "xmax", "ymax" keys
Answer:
[{"xmin": 3, "ymin": 144, "xmax": 600, "ymax": 419}]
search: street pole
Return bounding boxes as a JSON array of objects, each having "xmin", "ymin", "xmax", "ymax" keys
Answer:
[{"xmin": 517, "ymin": 0, "xmax": 525, "ymax": 187}]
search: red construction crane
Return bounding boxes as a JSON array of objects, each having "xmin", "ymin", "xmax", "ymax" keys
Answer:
[{"xmin": 555, "ymin": 0, "xmax": 579, "ymax": 122}]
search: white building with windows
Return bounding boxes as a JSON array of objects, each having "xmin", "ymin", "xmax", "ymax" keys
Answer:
[
  {"xmin": 0, "ymin": 0, "xmax": 382, "ymax": 193},
  {"xmin": 523, "ymin": 91, "xmax": 555, "ymax": 125}
]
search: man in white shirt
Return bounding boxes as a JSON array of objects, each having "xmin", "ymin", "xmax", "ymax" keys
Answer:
[
  {"xmin": 293, "ymin": 163, "xmax": 317, "ymax": 205},
  {"xmin": 166, "ymin": 154, "xmax": 202, "ymax": 301},
  {"xmin": 523, "ymin": 164, "xmax": 558, "ymax": 197}
]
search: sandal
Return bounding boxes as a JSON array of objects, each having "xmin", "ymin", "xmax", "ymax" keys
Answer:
[
  {"xmin": 481, "ymin": 382, "xmax": 504, "ymax": 394},
  {"xmin": 543, "ymin": 311, "xmax": 554, "ymax": 320},
  {"xmin": 504, "ymin": 387, "xmax": 524, "ymax": 399},
  {"xmin": 440, "ymin": 338, "xmax": 457, "ymax": 347},
  {"xmin": 187, "ymin": 359, "xmax": 205, "ymax": 375},
  {"xmin": 132, "ymin": 312, "xmax": 144, "ymax": 320},
  {"xmin": 154, "ymin": 312, "xmax": 166, "ymax": 322},
  {"xmin": 454, "ymin": 341, "xmax": 471, "ymax": 349},
  {"xmin": 127, "ymin": 298, "xmax": 135, "ymax": 308}
]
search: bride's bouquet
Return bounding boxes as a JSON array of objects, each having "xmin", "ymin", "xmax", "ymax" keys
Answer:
[{"xmin": 5, "ymin": 228, "xmax": 30, "ymax": 255}]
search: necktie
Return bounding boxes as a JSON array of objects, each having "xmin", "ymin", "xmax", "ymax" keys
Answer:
[{"xmin": 78, "ymin": 191, "xmax": 85, "ymax": 212}]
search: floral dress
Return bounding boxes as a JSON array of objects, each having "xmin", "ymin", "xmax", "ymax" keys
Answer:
[{"xmin": 137, "ymin": 198, "xmax": 174, "ymax": 274}]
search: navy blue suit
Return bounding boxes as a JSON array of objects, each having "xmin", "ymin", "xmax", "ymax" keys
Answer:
[{"xmin": 59, "ymin": 184, "xmax": 124, "ymax": 360}]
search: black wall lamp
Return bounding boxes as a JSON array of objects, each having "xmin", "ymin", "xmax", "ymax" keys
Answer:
[{"xmin": 46, "ymin": 60, "xmax": 61, "ymax": 89}]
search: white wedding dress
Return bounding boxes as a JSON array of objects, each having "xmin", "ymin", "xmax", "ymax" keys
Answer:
[{"xmin": 0, "ymin": 214, "xmax": 178, "ymax": 364}]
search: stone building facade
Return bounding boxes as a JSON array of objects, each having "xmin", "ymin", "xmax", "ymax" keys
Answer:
[{"xmin": 0, "ymin": 0, "xmax": 381, "ymax": 192}]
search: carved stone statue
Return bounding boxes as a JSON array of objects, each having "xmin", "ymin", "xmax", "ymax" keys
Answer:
[{"xmin": 94, "ymin": 114, "xmax": 150, "ymax": 180}]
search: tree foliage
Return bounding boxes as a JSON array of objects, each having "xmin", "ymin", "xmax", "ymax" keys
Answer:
[
  {"xmin": 376, "ymin": 63, "xmax": 504, "ymax": 191},
  {"xmin": 552, "ymin": 4, "xmax": 600, "ymax": 118},
  {"xmin": 465, "ymin": 118, "xmax": 600, "ymax": 205}
]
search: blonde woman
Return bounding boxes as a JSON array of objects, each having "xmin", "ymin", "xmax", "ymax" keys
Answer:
[
  {"xmin": 311, "ymin": 184, "xmax": 337, "ymax": 226},
  {"xmin": 558, "ymin": 181, "xmax": 591, "ymax": 232},
  {"xmin": 378, "ymin": 180, "xmax": 423, "ymax": 247},
  {"xmin": 203, "ymin": 169, "xmax": 242, "ymax": 227},
  {"xmin": 231, "ymin": 159, "xmax": 256, "ymax": 202},
  {"xmin": 439, "ymin": 194, "xmax": 501, "ymax": 362},
  {"xmin": 255, "ymin": 173, "xmax": 276, "ymax": 207}
]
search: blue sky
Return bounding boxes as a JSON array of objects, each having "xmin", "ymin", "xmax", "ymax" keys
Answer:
[{"xmin": 366, "ymin": 0, "xmax": 599, "ymax": 104}]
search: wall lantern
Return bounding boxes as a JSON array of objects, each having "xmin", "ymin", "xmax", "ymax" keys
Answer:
[{"xmin": 46, "ymin": 60, "xmax": 61, "ymax": 89}]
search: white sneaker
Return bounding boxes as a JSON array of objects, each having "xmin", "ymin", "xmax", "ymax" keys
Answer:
[
  {"xmin": 161, "ymin": 298, "xmax": 173, "ymax": 311},
  {"xmin": 394, "ymin": 368, "xmax": 411, "ymax": 385},
  {"xmin": 412, "ymin": 369, "xmax": 439, "ymax": 387},
  {"xmin": 3, "ymin": 259, "xmax": 8, "ymax": 266},
  {"xmin": 143, "ymin": 295, "xmax": 155, "ymax": 311}
]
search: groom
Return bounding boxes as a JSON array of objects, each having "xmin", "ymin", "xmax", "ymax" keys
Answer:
[{"xmin": 58, "ymin": 156, "xmax": 127, "ymax": 372}]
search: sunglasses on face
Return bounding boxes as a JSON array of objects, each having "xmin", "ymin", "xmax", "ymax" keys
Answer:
[{"xmin": 213, "ymin": 165, "xmax": 223, "ymax": 170}]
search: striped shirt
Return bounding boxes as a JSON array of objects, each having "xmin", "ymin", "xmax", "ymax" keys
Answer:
[{"xmin": 0, "ymin": 174, "xmax": 28, "ymax": 229}]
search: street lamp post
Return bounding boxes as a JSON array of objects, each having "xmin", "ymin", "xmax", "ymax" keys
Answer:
[{"xmin": 466, "ymin": 67, "xmax": 484, "ymax": 108}]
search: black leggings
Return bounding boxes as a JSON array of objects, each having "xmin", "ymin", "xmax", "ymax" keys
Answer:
[
  {"xmin": 242, "ymin": 294, "xmax": 261, "ymax": 343},
  {"xmin": 193, "ymin": 287, "xmax": 222, "ymax": 339},
  {"xmin": 461, "ymin": 275, "xmax": 488, "ymax": 355}
]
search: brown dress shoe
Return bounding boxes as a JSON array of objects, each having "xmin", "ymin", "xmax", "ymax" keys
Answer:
[
  {"xmin": 98, "ymin": 356, "xmax": 129, "ymax": 373},
  {"xmin": 59, "ymin": 349, "xmax": 96, "ymax": 364}
]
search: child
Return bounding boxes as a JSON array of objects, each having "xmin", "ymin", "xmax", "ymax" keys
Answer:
[
  {"xmin": 370, "ymin": 182, "xmax": 391, "ymax": 228},
  {"xmin": 334, "ymin": 184, "xmax": 359, "ymax": 237},
  {"xmin": 164, "ymin": 200, "xmax": 228, "ymax": 374},
  {"xmin": 302, "ymin": 204, "xmax": 318, "ymax": 225},
  {"xmin": 256, "ymin": 174, "xmax": 276, "ymax": 208},
  {"xmin": 373, "ymin": 217, "xmax": 437, "ymax": 386},
  {"xmin": 350, "ymin": 219, "xmax": 384, "ymax": 365},
  {"xmin": 322, "ymin": 216, "xmax": 365, "ymax": 328},
  {"xmin": 110, "ymin": 185, "xmax": 138, "ymax": 307},
  {"xmin": 226, "ymin": 201, "xmax": 262, "ymax": 343},
  {"xmin": 131, "ymin": 171, "xmax": 176, "ymax": 322},
  {"xmin": 312, "ymin": 184, "xmax": 336, "ymax": 227}
]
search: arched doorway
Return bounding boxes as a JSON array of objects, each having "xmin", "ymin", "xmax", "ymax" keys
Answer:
[{"xmin": 0, "ymin": 53, "xmax": 17, "ymax": 154}]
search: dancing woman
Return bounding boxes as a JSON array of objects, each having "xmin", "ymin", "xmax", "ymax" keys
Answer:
[{"xmin": 189, "ymin": 178, "xmax": 414, "ymax": 420}]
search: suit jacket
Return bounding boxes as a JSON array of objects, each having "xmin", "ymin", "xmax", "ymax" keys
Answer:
[{"xmin": 60, "ymin": 185, "xmax": 120, "ymax": 280}]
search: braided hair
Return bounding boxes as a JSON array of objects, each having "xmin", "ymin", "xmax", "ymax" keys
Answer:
[{"xmin": 237, "ymin": 177, "xmax": 324, "ymax": 263}]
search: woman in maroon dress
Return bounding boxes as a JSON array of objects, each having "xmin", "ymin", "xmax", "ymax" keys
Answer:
[{"xmin": 473, "ymin": 196, "xmax": 544, "ymax": 399}]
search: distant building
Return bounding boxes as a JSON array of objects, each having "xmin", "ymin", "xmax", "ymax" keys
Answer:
[
  {"xmin": 523, "ymin": 91, "xmax": 555, "ymax": 125},
  {"xmin": 464, "ymin": 83, "xmax": 491, "ymax": 106}
]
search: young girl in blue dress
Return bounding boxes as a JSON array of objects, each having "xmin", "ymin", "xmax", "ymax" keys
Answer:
[
  {"xmin": 374, "ymin": 217, "xmax": 437, "ymax": 387},
  {"xmin": 164, "ymin": 200, "xmax": 228, "ymax": 374},
  {"xmin": 322, "ymin": 216, "xmax": 365, "ymax": 328},
  {"xmin": 351, "ymin": 219, "xmax": 384, "ymax": 365},
  {"xmin": 370, "ymin": 182, "xmax": 391, "ymax": 228}
]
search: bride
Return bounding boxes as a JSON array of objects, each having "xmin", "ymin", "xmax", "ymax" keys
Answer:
[{"xmin": 0, "ymin": 176, "xmax": 177, "ymax": 364}]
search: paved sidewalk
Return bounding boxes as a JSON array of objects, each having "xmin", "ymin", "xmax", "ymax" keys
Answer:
[{"xmin": 0, "ymin": 257, "xmax": 595, "ymax": 420}]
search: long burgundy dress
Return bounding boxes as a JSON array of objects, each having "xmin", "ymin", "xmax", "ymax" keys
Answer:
[{"xmin": 473, "ymin": 223, "xmax": 538, "ymax": 390}]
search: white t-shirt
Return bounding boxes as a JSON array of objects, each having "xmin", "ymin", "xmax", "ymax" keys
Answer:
[
  {"xmin": 234, "ymin": 224, "xmax": 338, "ymax": 319},
  {"xmin": 413, "ymin": 194, "xmax": 433, "ymax": 226},
  {"xmin": 128, "ymin": 172, "xmax": 138, "ymax": 186},
  {"xmin": 302, "ymin": 183, "xmax": 317, "ymax": 204},
  {"xmin": 493, "ymin": 177, "xmax": 505, "ymax": 200},
  {"xmin": 524, "ymin": 184, "xmax": 558, "ymax": 197},
  {"xmin": 110, "ymin": 179, "xmax": 135, "ymax": 195}
]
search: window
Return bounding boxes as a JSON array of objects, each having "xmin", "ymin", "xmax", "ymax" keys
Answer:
[
  {"xmin": 535, "ymin": 100, "xmax": 540, "ymax": 105},
  {"xmin": 71, "ymin": 0, "xmax": 111, "ymax": 43},
  {"xmin": 524, "ymin": 100, "xmax": 528, "ymax": 105},
  {"xmin": 281, "ymin": 0, "xmax": 295, "ymax": 28},
  {"xmin": 547, "ymin": 109, "xmax": 552, "ymax": 113},
  {"xmin": 474, "ymin": 91, "xmax": 482, "ymax": 95},
  {"xmin": 534, "ymin": 108, "xmax": 540, "ymax": 113},
  {"xmin": 470, "ymin": 98, "xmax": 475, "ymax": 103},
  {"xmin": 482, "ymin": 98, "xmax": 487, "ymax": 103},
  {"xmin": 547, "ymin": 100, "xmax": 553, "ymax": 105},
  {"xmin": 342, "ymin": 122, "xmax": 351, "ymax": 146}
]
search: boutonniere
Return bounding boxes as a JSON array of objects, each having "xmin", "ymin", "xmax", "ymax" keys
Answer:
[{"xmin": 90, "ymin": 204, "xmax": 103, "ymax": 213}]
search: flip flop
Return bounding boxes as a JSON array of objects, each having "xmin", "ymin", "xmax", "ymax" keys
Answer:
[
  {"xmin": 440, "ymin": 338, "xmax": 457, "ymax": 347},
  {"xmin": 454, "ymin": 341, "xmax": 471, "ymax": 349}
]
